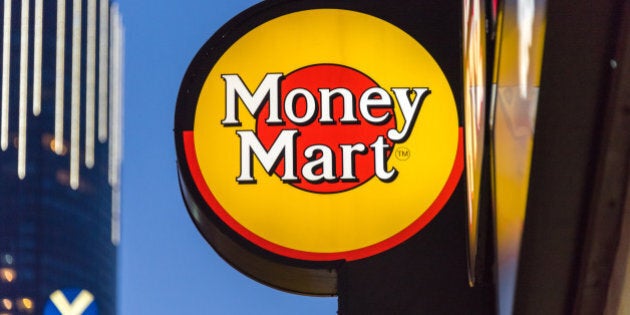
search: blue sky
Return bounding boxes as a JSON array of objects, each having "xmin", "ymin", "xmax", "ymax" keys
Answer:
[{"xmin": 119, "ymin": 1, "xmax": 337, "ymax": 314}]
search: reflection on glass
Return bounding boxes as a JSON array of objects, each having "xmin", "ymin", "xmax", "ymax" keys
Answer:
[
  {"xmin": 490, "ymin": 0, "xmax": 546, "ymax": 314},
  {"xmin": 1, "ymin": 253, "xmax": 13, "ymax": 265},
  {"xmin": 16, "ymin": 297, "xmax": 33, "ymax": 313},
  {"xmin": 463, "ymin": 0, "xmax": 487, "ymax": 286},
  {"xmin": 41, "ymin": 133, "xmax": 69, "ymax": 155},
  {"xmin": 0, "ymin": 268, "xmax": 16, "ymax": 283},
  {"xmin": 56, "ymin": 169, "xmax": 71, "ymax": 186},
  {"xmin": 51, "ymin": 139, "xmax": 68, "ymax": 156},
  {"xmin": 1, "ymin": 298, "xmax": 12, "ymax": 310}
]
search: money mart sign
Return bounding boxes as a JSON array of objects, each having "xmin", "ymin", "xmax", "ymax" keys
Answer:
[{"xmin": 175, "ymin": 3, "xmax": 462, "ymax": 295}]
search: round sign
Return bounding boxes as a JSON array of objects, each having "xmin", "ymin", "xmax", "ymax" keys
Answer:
[{"xmin": 175, "ymin": 3, "xmax": 462, "ymax": 294}]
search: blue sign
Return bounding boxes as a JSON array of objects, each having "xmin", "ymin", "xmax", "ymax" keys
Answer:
[{"xmin": 43, "ymin": 288, "xmax": 98, "ymax": 315}]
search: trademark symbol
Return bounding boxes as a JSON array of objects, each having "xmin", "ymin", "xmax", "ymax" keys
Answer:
[{"xmin": 395, "ymin": 147, "xmax": 411, "ymax": 161}]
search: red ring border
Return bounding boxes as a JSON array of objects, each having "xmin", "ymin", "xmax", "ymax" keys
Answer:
[{"xmin": 182, "ymin": 128, "xmax": 463, "ymax": 262}]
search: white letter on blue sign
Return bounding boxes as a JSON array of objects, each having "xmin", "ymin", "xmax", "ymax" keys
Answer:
[{"xmin": 49, "ymin": 289, "xmax": 94, "ymax": 315}]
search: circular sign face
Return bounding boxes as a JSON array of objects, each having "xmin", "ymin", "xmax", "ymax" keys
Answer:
[{"xmin": 175, "ymin": 5, "xmax": 463, "ymax": 292}]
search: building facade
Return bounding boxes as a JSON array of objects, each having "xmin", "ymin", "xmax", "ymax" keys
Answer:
[{"xmin": 0, "ymin": 0, "xmax": 122, "ymax": 314}]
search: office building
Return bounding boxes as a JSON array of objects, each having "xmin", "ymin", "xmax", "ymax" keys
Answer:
[{"xmin": 0, "ymin": 0, "xmax": 123, "ymax": 314}]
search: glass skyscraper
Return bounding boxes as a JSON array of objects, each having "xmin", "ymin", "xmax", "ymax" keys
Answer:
[{"xmin": 0, "ymin": 0, "xmax": 123, "ymax": 314}]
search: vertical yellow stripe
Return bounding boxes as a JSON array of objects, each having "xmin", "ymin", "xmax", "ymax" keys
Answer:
[
  {"xmin": 55, "ymin": 0, "xmax": 66, "ymax": 154},
  {"xmin": 86, "ymin": 0, "xmax": 97, "ymax": 168},
  {"xmin": 18, "ymin": 0, "xmax": 30, "ymax": 179},
  {"xmin": 70, "ymin": 0, "xmax": 82, "ymax": 189},
  {"xmin": 98, "ymin": 0, "xmax": 109, "ymax": 143},
  {"xmin": 33, "ymin": 0, "xmax": 43, "ymax": 116},
  {"xmin": 1, "ymin": 0, "xmax": 12, "ymax": 151},
  {"xmin": 110, "ymin": 2, "xmax": 123, "ymax": 245}
]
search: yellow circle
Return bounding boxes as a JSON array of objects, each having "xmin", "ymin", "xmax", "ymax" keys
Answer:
[{"xmin": 193, "ymin": 9, "xmax": 459, "ymax": 255}]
